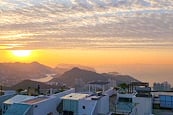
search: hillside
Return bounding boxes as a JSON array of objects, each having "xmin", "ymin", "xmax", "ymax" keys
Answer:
[
  {"xmin": 0, "ymin": 62, "xmax": 139, "ymax": 87},
  {"xmin": 54, "ymin": 64, "xmax": 96, "ymax": 75},
  {"xmin": 102, "ymin": 72, "xmax": 139, "ymax": 85},
  {"xmin": 51, "ymin": 67, "xmax": 139, "ymax": 87},
  {"xmin": 0, "ymin": 62, "xmax": 54, "ymax": 86},
  {"xmin": 11, "ymin": 79, "xmax": 57, "ymax": 90}
]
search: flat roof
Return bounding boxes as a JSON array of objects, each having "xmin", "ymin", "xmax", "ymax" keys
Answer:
[
  {"xmin": 4, "ymin": 95, "xmax": 35, "ymax": 105},
  {"xmin": 61, "ymin": 93, "xmax": 89, "ymax": 100},
  {"xmin": 23, "ymin": 97, "xmax": 49, "ymax": 104}
]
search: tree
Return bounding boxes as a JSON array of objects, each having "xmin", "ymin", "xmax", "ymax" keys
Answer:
[{"xmin": 118, "ymin": 83, "xmax": 128, "ymax": 89}]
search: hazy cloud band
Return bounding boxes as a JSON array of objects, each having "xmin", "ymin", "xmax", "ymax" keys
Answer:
[{"xmin": 0, "ymin": 0, "xmax": 173, "ymax": 50}]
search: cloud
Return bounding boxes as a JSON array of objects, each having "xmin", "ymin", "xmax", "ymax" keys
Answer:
[{"xmin": 0, "ymin": 0, "xmax": 173, "ymax": 50}]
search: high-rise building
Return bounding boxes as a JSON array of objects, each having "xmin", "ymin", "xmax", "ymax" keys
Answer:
[{"xmin": 153, "ymin": 81, "xmax": 171, "ymax": 91}]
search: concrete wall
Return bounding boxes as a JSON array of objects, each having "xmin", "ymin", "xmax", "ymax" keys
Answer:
[
  {"xmin": 33, "ymin": 88, "xmax": 75, "ymax": 115},
  {"xmin": 133, "ymin": 97, "xmax": 152, "ymax": 115},
  {"xmin": 78, "ymin": 100, "xmax": 97, "ymax": 115},
  {"xmin": 129, "ymin": 107, "xmax": 138, "ymax": 115},
  {"xmin": 54, "ymin": 88, "xmax": 75, "ymax": 110},
  {"xmin": 97, "ymin": 95, "xmax": 109, "ymax": 114},
  {"xmin": 33, "ymin": 97, "xmax": 58, "ymax": 115}
]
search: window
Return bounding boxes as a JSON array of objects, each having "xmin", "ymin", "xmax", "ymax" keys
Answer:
[
  {"xmin": 118, "ymin": 97, "xmax": 132, "ymax": 103},
  {"xmin": 82, "ymin": 106, "xmax": 85, "ymax": 109}
]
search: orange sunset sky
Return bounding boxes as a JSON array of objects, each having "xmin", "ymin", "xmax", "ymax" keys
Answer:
[
  {"xmin": 0, "ymin": 49, "xmax": 173, "ymax": 67},
  {"xmin": 0, "ymin": 0, "xmax": 173, "ymax": 84}
]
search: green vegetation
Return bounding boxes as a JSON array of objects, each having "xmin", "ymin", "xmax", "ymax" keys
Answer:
[{"xmin": 118, "ymin": 83, "xmax": 128, "ymax": 89}]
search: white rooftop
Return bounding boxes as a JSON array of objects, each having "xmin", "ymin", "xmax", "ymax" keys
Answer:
[
  {"xmin": 61, "ymin": 93, "xmax": 89, "ymax": 100},
  {"xmin": 23, "ymin": 97, "xmax": 49, "ymax": 105},
  {"xmin": 4, "ymin": 95, "xmax": 35, "ymax": 105}
]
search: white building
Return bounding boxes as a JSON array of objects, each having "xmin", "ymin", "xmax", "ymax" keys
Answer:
[
  {"xmin": 115, "ymin": 93, "xmax": 137, "ymax": 115},
  {"xmin": 133, "ymin": 95, "xmax": 152, "ymax": 115},
  {"xmin": 3, "ymin": 88, "xmax": 75, "ymax": 115},
  {"xmin": 61, "ymin": 92, "xmax": 109, "ymax": 115},
  {"xmin": 2, "ymin": 95, "xmax": 36, "ymax": 114},
  {"xmin": 115, "ymin": 90, "xmax": 153, "ymax": 115},
  {"xmin": 0, "ymin": 90, "xmax": 16, "ymax": 115}
]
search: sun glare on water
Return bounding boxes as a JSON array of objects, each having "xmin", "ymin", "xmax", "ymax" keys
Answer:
[{"xmin": 12, "ymin": 50, "xmax": 32, "ymax": 57}]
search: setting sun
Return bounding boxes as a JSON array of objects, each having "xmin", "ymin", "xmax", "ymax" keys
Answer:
[{"xmin": 12, "ymin": 50, "xmax": 32, "ymax": 57}]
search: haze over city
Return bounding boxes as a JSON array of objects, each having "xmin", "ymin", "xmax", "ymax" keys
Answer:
[{"xmin": 0, "ymin": 0, "xmax": 173, "ymax": 85}]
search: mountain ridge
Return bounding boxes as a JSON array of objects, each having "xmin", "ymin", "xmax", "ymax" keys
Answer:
[
  {"xmin": 0, "ymin": 62, "xmax": 139, "ymax": 87},
  {"xmin": 51, "ymin": 67, "xmax": 139, "ymax": 87},
  {"xmin": 11, "ymin": 79, "xmax": 55, "ymax": 90},
  {"xmin": 54, "ymin": 64, "xmax": 96, "ymax": 75}
]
